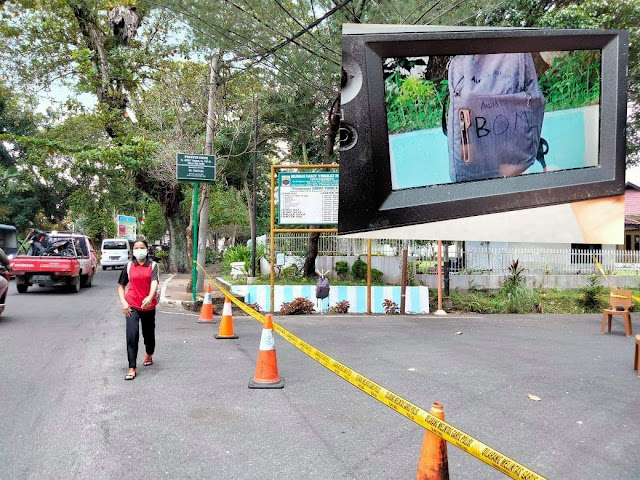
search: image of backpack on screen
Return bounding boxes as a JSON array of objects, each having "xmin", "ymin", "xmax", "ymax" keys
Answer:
[{"xmin": 443, "ymin": 53, "xmax": 547, "ymax": 182}]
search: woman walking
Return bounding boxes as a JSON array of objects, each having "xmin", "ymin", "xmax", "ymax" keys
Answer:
[{"xmin": 117, "ymin": 240, "xmax": 159, "ymax": 380}]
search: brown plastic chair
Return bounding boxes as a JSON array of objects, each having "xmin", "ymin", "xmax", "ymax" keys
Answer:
[
  {"xmin": 601, "ymin": 289, "xmax": 633, "ymax": 337},
  {"xmin": 634, "ymin": 335, "xmax": 640, "ymax": 378}
]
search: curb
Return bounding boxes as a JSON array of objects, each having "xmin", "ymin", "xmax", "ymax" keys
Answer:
[{"xmin": 159, "ymin": 275, "xmax": 244, "ymax": 312}]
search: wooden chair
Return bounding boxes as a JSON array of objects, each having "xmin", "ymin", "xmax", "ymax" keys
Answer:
[{"xmin": 601, "ymin": 289, "xmax": 633, "ymax": 337}]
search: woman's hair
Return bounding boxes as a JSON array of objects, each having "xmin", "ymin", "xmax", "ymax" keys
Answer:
[{"xmin": 133, "ymin": 239, "xmax": 149, "ymax": 249}]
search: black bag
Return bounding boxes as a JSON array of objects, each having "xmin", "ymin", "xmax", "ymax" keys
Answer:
[{"xmin": 316, "ymin": 276, "xmax": 330, "ymax": 299}]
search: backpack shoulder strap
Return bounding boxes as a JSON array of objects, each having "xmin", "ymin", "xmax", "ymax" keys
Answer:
[{"xmin": 127, "ymin": 261, "xmax": 131, "ymax": 277}]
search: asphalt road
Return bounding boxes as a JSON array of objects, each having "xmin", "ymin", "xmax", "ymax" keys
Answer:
[{"xmin": 1, "ymin": 269, "xmax": 639, "ymax": 479}]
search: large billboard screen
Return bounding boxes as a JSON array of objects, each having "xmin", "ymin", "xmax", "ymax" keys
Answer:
[{"xmin": 338, "ymin": 25, "xmax": 628, "ymax": 238}]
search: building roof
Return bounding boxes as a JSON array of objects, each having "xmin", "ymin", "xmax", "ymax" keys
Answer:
[{"xmin": 626, "ymin": 183, "xmax": 640, "ymax": 216}]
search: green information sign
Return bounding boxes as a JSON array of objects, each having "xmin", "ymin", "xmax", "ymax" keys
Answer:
[{"xmin": 176, "ymin": 153, "xmax": 216, "ymax": 182}]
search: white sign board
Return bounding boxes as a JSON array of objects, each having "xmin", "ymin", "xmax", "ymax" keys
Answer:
[
  {"xmin": 278, "ymin": 172, "xmax": 338, "ymax": 225},
  {"xmin": 117, "ymin": 215, "xmax": 137, "ymax": 242}
]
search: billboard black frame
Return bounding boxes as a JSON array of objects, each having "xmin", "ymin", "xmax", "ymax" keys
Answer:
[{"xmin": 339, "ymin": 26, "xmax": 628, "ymax": 235}]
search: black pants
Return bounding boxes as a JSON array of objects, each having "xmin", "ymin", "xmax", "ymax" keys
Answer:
[{"xmin": 126, "ymin": 308, "xmax": 156, "ymax": 368}]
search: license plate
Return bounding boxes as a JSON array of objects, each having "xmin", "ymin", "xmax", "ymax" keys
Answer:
[
  {"xmin": 31, "ymin": 275, "xmax": 51, "ymax": 282},
  {"xmin": 110, "ymin": 256, "xmax": 120, "ymax": 260}
]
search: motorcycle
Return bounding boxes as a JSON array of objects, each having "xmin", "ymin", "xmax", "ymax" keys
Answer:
[{"xmin": 0, "ymin": 268, "xmax": 10, "ymax": 317}]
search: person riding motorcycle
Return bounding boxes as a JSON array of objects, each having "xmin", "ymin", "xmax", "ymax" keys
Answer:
[{"xmin": 0, "ymin": 247, "xmax": 12, "ymax": 313}]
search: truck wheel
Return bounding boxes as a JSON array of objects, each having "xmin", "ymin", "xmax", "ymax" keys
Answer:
[
  {"xmin": 16, "ymin": 284, "xmax": 28, "ymax": 294},
  {"xmin": 102, "ymin": 266, "xmax": 107, "ymax": 271},
  {"xmin": 69, "ymin": 276, "xmax": 81, "ymax": 293},
  {"xmin": 80, "ymin": 273, "xmax": 93, "ymax": 288}
]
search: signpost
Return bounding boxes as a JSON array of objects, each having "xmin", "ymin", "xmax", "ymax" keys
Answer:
[{"xmin": 176, "ymin": 153, "xmax": 216, "ymax": 301}]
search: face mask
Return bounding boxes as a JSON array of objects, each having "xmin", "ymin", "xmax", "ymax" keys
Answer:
[{"xmin": 133, "ymin": 248, "xmax": 147, "ymax": 260}]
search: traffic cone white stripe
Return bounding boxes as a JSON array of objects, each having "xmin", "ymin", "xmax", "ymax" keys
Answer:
[
  {"xmin": 222, "ymin": 299, "xmax": 232, "ymax": 316},
  {"xmin": 259, "ymin": 328, "xmax": 275, "ymax": 351},
  {"xmin": 204, "ymin": 291, "xmax": 212, "ymax": 303}
]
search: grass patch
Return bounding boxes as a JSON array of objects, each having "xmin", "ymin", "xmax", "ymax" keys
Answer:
[{"xmin": 450, "ymin": 287, "xmax": 614, "ymax": 314}]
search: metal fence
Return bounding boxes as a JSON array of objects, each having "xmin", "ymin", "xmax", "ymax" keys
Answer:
[{"xmin": 267, "ymin": 233, "xmax": 640, "ymax": 276}]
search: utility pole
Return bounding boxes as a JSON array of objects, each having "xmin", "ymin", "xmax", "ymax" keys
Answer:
[{"xmin": 196, "ymin": 52, "xmax": 220, "ymax": 293}]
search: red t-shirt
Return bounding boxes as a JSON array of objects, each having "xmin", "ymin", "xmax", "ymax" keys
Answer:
[{"xmin": 118, "ymin": 260, "xmax": 159, "ymax": 311}]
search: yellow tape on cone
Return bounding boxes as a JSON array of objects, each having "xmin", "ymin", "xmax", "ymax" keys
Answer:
[{"xmin": 194, "ymin": 261, "xmax": 546, "ymax": 480}]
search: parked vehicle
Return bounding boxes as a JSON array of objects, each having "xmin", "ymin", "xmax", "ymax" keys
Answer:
[
  {"xmin": 0, "ymin": 267, "xmax": 9, "ymax": 316},
  {"xmin": 100, "ymin": 238, "xmax": 131, "ymax": 270},
  {"xmin": 11, "ymin": 231, "xmax": 98, "ymax": 293},
  {"xmin": 0, "ymin": 224, "xmax": 18, "ymax": 257}
]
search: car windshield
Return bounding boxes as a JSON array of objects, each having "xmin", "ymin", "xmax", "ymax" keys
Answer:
[{"xmin": 103, "ymin": 241, "xmax": 128, "ymax": 250}]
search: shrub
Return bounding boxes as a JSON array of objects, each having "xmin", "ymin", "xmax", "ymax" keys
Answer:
[
  {"xmin": 282, "ymin": 264, "xmax": 300, "ymax": 278},
  {"xmin": 221, "ymin": 244, "xmax": 266, "ymax": 274},
  {"xmin": 498, "ymin": 284, "xmax": 541, "ymax": 314},
  {"xmin": 328, "ymin": 300, "xmax": 350, "ymax": 314},
  {"xmin": 383, "ymin": 299, "xmax": 399, "ymax": 314},
  {"xmin": 351, "ymin": 257, "xmax": 367, "ymax": 280},
  {"xmin": 335, "ymin": 261, "xmax": 349, "ymax": 277},
  {"xmin": 246, "ymin": 302, "xmax": 262, "ymax": 313},
  {"xmin": 503, "ymin": 259, "xmax": 525, "ymax": 291},
  {"xmin": 280, "ymin": 297, "xmax": 315, "ymax": 315},
  {"xmin": 579, "ymin": 275, "xmax": 604, "ymax": 312},
  {"xmin": 371, "ymin": 268, "xmax": 384, "ymax": 285}
]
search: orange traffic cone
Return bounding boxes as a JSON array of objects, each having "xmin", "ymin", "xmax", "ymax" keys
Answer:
[
  {"xmin": 416, "ymin": 402, "xmax": 449, "ymax": 480},
  {"xmin": 197, "ymin": 284, "xmax": 215, "ymax": 324},
  {"xmin": 214, "ymin": 296, "xmax": 238, "ymax": 339},
  {"xmin": 248, "ymin": 314, "xmax": 284, "ymax": 389}
]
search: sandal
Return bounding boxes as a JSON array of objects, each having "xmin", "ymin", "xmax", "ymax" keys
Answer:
[
  {"xmin": 143, "ymin": 356, "xmax": 153, "ymax": 366},
  {"xmin": 124, "ymin": 371, "xmax": 136, "ymax": 380}
]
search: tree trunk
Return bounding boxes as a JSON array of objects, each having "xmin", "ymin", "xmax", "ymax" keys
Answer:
[
  {"xmin": 166, "ymin": 212, "xmax": 188, "ymax": 273},
  {"xmin": 302, "ymin": 231, "xmax": 320, "ymax": 278}
]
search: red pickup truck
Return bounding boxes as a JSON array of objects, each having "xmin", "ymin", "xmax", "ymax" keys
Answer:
[{"xmin": 11, "ymin": 232, "xmax": 98, "ymax": 293}]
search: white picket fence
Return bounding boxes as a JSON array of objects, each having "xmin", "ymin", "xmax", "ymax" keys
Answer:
[{"xmin": 266, "ymin": 234, "xmax": 640, "ymax": 276}]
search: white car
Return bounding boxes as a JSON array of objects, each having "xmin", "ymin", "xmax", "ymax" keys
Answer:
[{"xmin": 100, "ymin": 238, "xmax": 131, "ymax": 270}]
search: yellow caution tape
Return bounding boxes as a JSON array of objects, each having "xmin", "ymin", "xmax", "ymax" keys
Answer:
[
  {"xmin": 593, "ymin": 257, "xmax": 640, "ymax": 303},
  {"xmin": 194, "ymin": 261, "xmax": 546, "ymax": 480}
]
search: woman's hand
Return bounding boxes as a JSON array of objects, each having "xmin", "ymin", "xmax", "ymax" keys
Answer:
[
  {"xmin": 121, "ymin": 300, "xmax": 131, "ymax": 318},
  {"xmin": 141, "ymin": 296, "xmax": 152, "ymax": 309}
]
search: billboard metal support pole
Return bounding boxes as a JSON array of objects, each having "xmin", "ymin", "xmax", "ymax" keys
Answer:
[
  {"xmin": 400, "ymin": 239, "xmax": 408, "ymax": 314},
  {"xmin": 192, "ymin": 182, "xmax": 199, "ymax": 303},
  {"xmin": 367, "ymin": 239, "xmax": 372, "ymax": 315},
  {"xmin": 435, "ymin": 240, "xmax": 446, "ymax": 315},
  {"xmin": 270, "ymin": 165, "xmax": 276, "ymax": 314}
]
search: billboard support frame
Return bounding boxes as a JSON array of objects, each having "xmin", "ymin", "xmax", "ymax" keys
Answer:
[{"xmin": 270, "ymin": 164, "xmax": 339, "ymax": 314}]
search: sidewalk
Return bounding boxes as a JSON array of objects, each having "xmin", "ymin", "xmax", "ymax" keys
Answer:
[{"xmin": 160, "ymin": 265, "xmax": 244, "ymax": 312}]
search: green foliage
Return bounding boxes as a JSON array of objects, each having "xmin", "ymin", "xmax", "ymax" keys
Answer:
[
  {"xmin": 142, "ymin": 202, "xmax": 167, "ymax": 244},
  {"xmin": 221, "ymin": 243, "xmax": 265, "ymax": 274},
  {"xmin": 351, "ymin": 257, "xmax": 367, "ymax": 280},
  {"xmin": 539, "ymin": 51, "xmax": 600, "ymax": 111},
  {"xmin": 579, "ymin": 274, "xmax": 605, "ymax": 311},
  {"xmin": 371, "ymin": 268, "xmax": 384, "ymax": 285},
  {"xmin": 282, "ymin": 264, "xmax": 300, "ymax": 278},
  {"xmin": 503, "ymin": 259, "xmax": 525, "ymax": 291},
  {"xmin": 498, "ymin": 284, "xmax": 542, "ymax": 314},
  {"xmin": 335, "ymin": 261, "xmax": 349, "ymax": 277},
  {"xmin": 280, "ymin": 297, "xmax": 315, "ymax": 315},
  {"xmin": 385, "ymin": 72, "xmax": 448, "ymax": 134}
]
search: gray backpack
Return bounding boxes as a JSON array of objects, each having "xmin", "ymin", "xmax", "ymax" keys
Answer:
[
  {"xmin": 443, "ymin": 53, "xmax": 547, "ymax": 182},
  {"xmin": 316, "ymin": 276, "xmax": 330, "ymax": 299}
]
